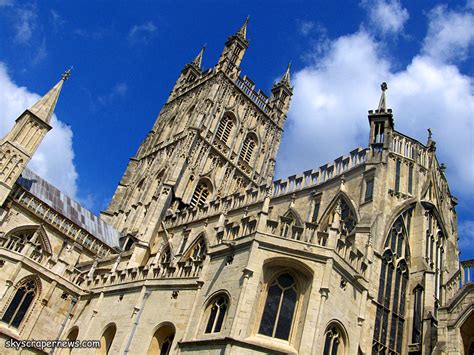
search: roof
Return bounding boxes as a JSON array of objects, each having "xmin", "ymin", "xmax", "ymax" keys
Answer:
[{"xmin": 16, "ymin": 168, "xmax": 121, "ymax": 248}]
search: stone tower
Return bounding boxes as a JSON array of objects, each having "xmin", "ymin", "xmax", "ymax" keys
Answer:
[
  {"xmin": 101, "ymin": 19, "xmax": 293, "ymax": 251},
  {"xmin": 0, "ymin": 71, "xmax": 69, "ymax": 205}
]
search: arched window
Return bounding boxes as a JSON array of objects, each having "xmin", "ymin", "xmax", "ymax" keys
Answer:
[
  {"xmin": 190, "ymin": 237, "xmax": 206, "ymax": 262},
  {"xmin": 258, "ymin": 273, "xmax": 298, "ymax": 341},
  {"xmin": 280, "ymin": 210, "xmax": 303, "ymax": 240},
  {"xmin": 321, "ymin": 197, "xmax": 356, "ymax": 237},
  {"xmin": 96, "ymin": 323, "xmax": 116, "ymax": 355},
  {"xmin": 215, "ymin": 114, "xmax": 234, "ymax": 144},
  {"xmin": 1, "ymin": 227, "xmax": 49, "ymax": 262},
  {"xmin": 372, "ymin": 211, "xmax": 411, "ymax": 354},
  {"xmin": 160, "ymin": 246, "xmax": 171, "ymax": 265},
  {"xmin": 147, "ymin": 323, "xmax": 175, "ymax": 355},
  {"xmin": 412, "ymin": 286, "xmax": 423, "ymax": 345},
  {"xmin": 190, "ymin": 181, "xmax": 211, "ymax": 208},
  {"xmin": 1, "ymin": 277, "xmax": 39, "ymax": 328},
  {"xmin": 239, "ymin": 134, "xmax": 257, "ymax": 164},
  {"xmin": 65, "ymin": 327, "xmax": 79, "ymax": 354},
  {"xmin": 323, "ymin": 325, "xmax": 346, "ymax": 355},
  {"xmin": 205, "ymin": 295, "xmax": 228, "ymax": 333}
]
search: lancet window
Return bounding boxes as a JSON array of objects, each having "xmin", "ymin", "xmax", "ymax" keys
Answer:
[
  {"xmin": 190, "ymin": 181, "xmax": 211, "ymax": 208},
  {"xmin": 240, "ymin": 134, "xmax": 257, "ymax": 164},
  {"xmin": 323, "ymin": 325, "xmax": 346, "ymax": 355},
  {"xmin": 425, "ymin": 209, "xmax": 445, "ymax": 310}
]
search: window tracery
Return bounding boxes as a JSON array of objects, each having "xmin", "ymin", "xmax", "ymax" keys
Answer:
[
  {"xmin": 1, "ymin": 278, "xmax": 39, "ymax": 328},
  {"xmin": 323, "ymin": 325, "xmax": 346, "ymax": 355},
  {"xmin": 373, "ymin": 210, "xmax": 411, "ymax": 354},
  {"xmin": 205, "ymin": 295, "xmax": 228, "ymax": 333},
  {"xmin": 258, "ymin": 273, "xmax": 298, "ymax": 341},
  {"xmin": 1, "ymin": 227, "xmax": 48, "ymax": 262},
  {"xmin": 322, "ymin": 197, "xmax": 357, "ymax": 237}
]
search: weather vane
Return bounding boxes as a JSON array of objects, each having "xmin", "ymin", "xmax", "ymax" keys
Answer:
[{"xmin": 62, "ymin": 67, "xmax": 73, "ymax": 81}]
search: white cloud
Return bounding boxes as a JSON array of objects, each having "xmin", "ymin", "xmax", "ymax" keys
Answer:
[
  {"xmin": 13, "ymin": 6, "xmax": 37, "ymax": 44},
  {"xmin": 363, "ymin": 0, "xmax": 409, "ymax": 35},
  {"xmin": 422, "ymin": 5, "xmax": 474, "ymax": 63},
  {"xmin": 128, "ymin": 21, "xmax": 157, "ymax": 43},
  {"xmin": 277, "ymin": 22, "xmax": 474, "ymax": 198},
  {"xmin": 0, "ymin": 63, "xmax": 78, "ymax": 198},
  {"xmin": 459, "ymin": 220, "xmax": 474, "ymax": 251},
  {"xmin": 299, "ymin": 20, "xmax": 315, "ymax": 36}
]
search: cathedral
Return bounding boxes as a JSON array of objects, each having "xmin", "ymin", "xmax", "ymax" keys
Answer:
[{"xmin": 0, "ymin": 19, "xmax": 473, "ymax": 355}]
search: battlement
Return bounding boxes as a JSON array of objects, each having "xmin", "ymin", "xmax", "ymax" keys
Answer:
[{"xmin": 235, "ymin": 75, "xmax": 269, "ymax": 113}]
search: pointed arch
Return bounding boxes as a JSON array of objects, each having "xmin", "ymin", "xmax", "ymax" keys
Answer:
[
  {"xmin": 279, "ymin": 208, "xmax": 304, "ymax": 240},
  {"xmin": 319, "ymin": 192, "xmax": 358, "ymax": 237},
  {"xmin": 180, "ymin": 233, "xmax": 208, "ymax": 263},
  {"xmin": 96, "ymin": 323, "xmax": 116, "ymax": 355},
  {"xmin": 323, "ymin": 320, "xmax": 349, "ymax": 355},
  {"xmin": 215, "ymin": 111, "xmax": 237, "ymax": 144},
  {"xmin": 1, "ymin": 275, "xmax": 41, "ymax": 329},
  {"xmin": 373, "ymin": 208, "xmax": 413, "ymax": 354},
  {"xmin": 190, "ymin": 178, "xmax": 213, "ymax": 208},
  {"xmin": 147, "ymin": 322, "xmax": 176, "ymax": 355},
  {"xmin": 2, "ymin": 225, "xmax": 52, "ymax": 257},
  {"xmin": 239, "ymin": 132, "xmax": 258, "ymax": 164}
]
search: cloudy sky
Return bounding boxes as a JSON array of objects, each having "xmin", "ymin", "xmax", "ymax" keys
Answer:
[{"xmin": 0, "ymin": 1, "xmax": 473, "ymax": 257}]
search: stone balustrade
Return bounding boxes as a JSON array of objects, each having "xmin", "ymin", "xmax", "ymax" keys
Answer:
[{"xmin": 235, "ymin": 75, "xmax": 269, "ymax": 113}]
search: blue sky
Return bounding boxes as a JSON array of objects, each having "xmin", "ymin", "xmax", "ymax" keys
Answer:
[{"xmin": 0, "ymin": 0, "xmax": 473, "ymax": 258}]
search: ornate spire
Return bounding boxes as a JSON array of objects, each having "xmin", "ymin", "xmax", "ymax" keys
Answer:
[
  {"xmin": 377, "ymin": 82, "xmax": 387, "ymax": 112},
  {"xmin": 236, "ymin": 16, "xmax": 249, "ymax": 40},
  {"xmin": 280, "ymin": 62, "xmax": 291, "ymax": 87},
  {"xmin": 191, "ymin": 45, "xmax": 206, "ymax": 69},
  {"xmin": 29, "ymin": 68, "xmax": 71, "ymax": 124}
]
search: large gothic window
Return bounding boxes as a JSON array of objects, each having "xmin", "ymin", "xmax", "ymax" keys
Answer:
[
  {"xmin": 239, "ymin": 134, "xmax": 257, "ymax": 164},
  {"xmin": 258, "ymin": 273, "xmax": 298, "ymax": 341},
  {"xmin": 190, "ymin": 180, "xmax": 211, "ymax": 208},
  {"xmin": 205, "ymin": 295, "xmax": 229, "ymax": 333},
  {"xmin": 1, "ymin": 277, "xmax": 39, "ymax": 328},
  {"xmin": 215, "ymin": 114, "xmax": 234, "ymax": 144},
  {"xmin": 373, "ymin": 211, "xmax": 411, "ymax": 354}
]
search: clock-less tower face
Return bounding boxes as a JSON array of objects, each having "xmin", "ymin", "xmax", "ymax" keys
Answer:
[{"xmin": 100, "ymin": 20, "xmax": 293, "ymax": 244}]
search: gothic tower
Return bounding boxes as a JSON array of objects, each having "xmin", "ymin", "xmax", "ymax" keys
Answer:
[
  {"xmin": 101, "ymin": 19, "xmax": 293, "ymax": 251},
  {"xmin": 0, "ymin": 71, "xmax": 69, "ymax": 206}
]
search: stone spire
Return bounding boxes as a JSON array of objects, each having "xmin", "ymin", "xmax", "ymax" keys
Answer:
[
  {"xmin": 236, "ymin": 16, "xmax": 249, "ymax": 40},
  {"xmin": 377, "ymin": 82, "xmax": 387, "ymax": 112},
  {"xmin": 191, "ymin": 45, "xmax": 206, "ymax": 69},
  {"xmin": 29, "ymin": 68, "xmax": 71, "ymax": 124}
]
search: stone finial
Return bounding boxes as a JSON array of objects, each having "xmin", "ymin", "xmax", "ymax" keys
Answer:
[
  {"xmin": 192, "ymin": 45, "xmax": 206, "ymax": 69},
  {"xmin": 237, "ymin": 16, "xmax": 249, "ymax": 39},
  {"xmin": 377, "ymin": 82, "xmax": 387, "ymax": 112}
]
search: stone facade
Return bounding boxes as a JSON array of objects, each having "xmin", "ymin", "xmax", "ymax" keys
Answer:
[{"xmin": 0, "ymin": 20, "xmax": 472, "ymax": 355}]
